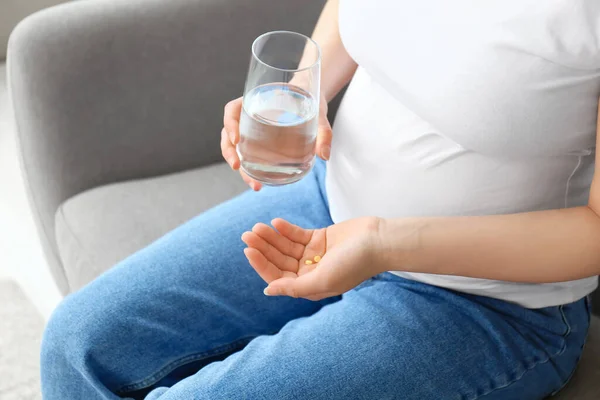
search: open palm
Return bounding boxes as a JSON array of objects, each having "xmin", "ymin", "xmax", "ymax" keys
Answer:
[{"xmin": 241, "ymin": 217, "xmax": 382, "ymax": 300}]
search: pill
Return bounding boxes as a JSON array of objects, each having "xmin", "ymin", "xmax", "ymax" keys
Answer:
[
  {"xmin": 314, "ymin": 255, "xmax": 321, "ymax": 262},
  {"xmin": 305, "ymin": 260, "xmax": 313, "ymax": 265}
]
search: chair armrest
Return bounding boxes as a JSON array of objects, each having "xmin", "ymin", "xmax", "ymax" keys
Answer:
[{"xmin": 7, "ymin": 0, "xmax": 325, "ymax": 294}]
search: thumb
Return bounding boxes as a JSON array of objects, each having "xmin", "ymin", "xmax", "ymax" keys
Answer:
[
  {"xmin": 265, "ymin": 266, "xmax": 330, "ymax": 298},
  {"xmin": 316, "ymin": 115, "xmax": 332, "ymax": 160}
]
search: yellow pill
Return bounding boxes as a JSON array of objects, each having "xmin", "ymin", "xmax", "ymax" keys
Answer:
[
  {"xmin": 305, "ymin": 260, "xmax": 313, "ymax": 265},
  {"xmin": 313, "ymin": 256, "xmax": 322, "ymax": 262}
]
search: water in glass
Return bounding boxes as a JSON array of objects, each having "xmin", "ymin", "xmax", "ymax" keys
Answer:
[{"xmin": 238, "ymin": 82, "xmax": 318, "ymax": 185}]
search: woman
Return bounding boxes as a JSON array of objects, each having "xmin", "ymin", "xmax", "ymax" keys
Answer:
[{"xmin": 41, "ymin": 1, "xmax": 599, "ymax": 399}]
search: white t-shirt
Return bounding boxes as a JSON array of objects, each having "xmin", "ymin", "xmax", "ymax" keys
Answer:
[{"xmin": 327, "ymin": 0, "xmax": 600, "ymax": 308}]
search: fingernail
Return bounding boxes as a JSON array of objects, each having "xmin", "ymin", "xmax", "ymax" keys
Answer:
[
  {"xmin": 263, "ymin": 287, "xmax": 271, "ymax": 296},
  {"xmin": 321, "ymin": 146, "xmax": 331, "ymax": 160}
]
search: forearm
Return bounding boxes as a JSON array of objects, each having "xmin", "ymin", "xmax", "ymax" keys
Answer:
[
  {"xmin": 312, "ymin": 0, "xmax": 357, "ymax": 102},
  {"xmin": 379, "ymin": 206, "xmax": 600, "ymax": 283}
]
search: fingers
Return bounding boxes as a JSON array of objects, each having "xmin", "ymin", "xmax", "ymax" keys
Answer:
[
  {"xmin": 243, "ymin": 248, "xmax": 284, "ymax": 283},
  {"xmin": 239, "ymin": 170, "xmax": 262, "ymax": 191},
  {"xmin": 316, "ymin": 103, "xmax": 332, "ymax": 160},
  {"xmin": 315, "ymin": 94, "xmax": 332, "ymax": 160},
  {"xmin": 223, "ymin": 98, "xmax": 243, "ymax": 145},
  {"xmin": 272, "ymin": 218, "xmax": 313, "ymax": 245},
  {"xmin": 220, "ymin": 128, "xmax": 240, "ymax": 169},
  {"xmin": 303, "ymin": 229, "xmax": 327, "ymax": 259},
  {"xmin": 241, "ymin": 231, "xmax": 298, "ymax": 272},
  {"xmin": 222, "ymin": 98, "xmax": 261, "ymax": 191},
  {"xmin": 252, "ymin": 223, "xmax": 305, "ymax": 259},
  {"xmin": 221, "ymin": 128, "xmax": 261, "ymax": 191}
]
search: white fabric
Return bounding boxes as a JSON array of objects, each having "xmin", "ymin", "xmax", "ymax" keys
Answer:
[{"xmin": 327, "ymin": 0, "xmax": 600, "ymax": 308}]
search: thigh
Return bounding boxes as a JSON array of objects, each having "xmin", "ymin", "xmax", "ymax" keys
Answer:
[
  {"xmin": 146, "ymin": 274, "xmax": 590, "ymax": 400},
  {"xmin": 44, "ymin": 160, "xmax": 335, "ymax": 395}
]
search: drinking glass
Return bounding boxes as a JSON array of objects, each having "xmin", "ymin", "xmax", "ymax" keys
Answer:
[{"xmin": 237, "ymin": 31, "xmax": 321, "ymax": 186}]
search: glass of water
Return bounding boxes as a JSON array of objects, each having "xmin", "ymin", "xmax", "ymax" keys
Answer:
[{"xmin": 238, "ymin": 31, "xmax": 321, "ymax": 186}]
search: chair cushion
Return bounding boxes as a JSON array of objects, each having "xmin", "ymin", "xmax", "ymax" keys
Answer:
[
  {"xmin": 553, "ymin": 315, "xmax": 600, "ymax": 399},
  {"xmin": 55, "ymin": 162, "xmax": 247, "ymax": 291}
]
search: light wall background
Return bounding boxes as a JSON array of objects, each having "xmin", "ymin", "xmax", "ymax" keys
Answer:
[{"xmin": 0, "ymin": 0, "xmax": 70, "ymax": 59}]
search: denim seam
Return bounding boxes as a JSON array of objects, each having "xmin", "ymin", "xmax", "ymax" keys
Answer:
[
  {"xmin": 115, "ymin": 336, "xmax": 255, "ymax": 394},
  {"xmin": 470, "ymin": 305, "xmax": 572, "ymax": 400},
  {"xmin": 550, "ymin": 297, "xmax": 592, "ymax": 396}
]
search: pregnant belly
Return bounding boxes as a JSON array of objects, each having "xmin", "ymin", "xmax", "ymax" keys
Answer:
[
  {"xmin": 326, "ymin": 143, "xmax": 585, "ymax": 222},
  {"xmin": 326, "ymin": 67, "xmax": 593, "ymax": 222}
]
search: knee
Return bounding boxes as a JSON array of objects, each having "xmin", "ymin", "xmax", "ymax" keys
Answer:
[
  {"xmin": 42, "ymin": 295, "xmax": 76, "ymax": 368},
  {"xmin": 41, "ymin": 289, "xmax": 115, "ymax": 371}
]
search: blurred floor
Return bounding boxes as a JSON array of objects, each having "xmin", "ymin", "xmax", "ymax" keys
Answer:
[
  {"xmin": 0, "ymin": 62, "xmax": 62, "ymax": 320},
  {"xmin": 0, "ymin": 279, "xmax": 43, "ymax": 400}
]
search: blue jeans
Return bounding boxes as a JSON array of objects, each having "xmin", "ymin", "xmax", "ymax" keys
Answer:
[{"xmin": 41, "ymin": 160, "xmax": 591, "ymax": 400}]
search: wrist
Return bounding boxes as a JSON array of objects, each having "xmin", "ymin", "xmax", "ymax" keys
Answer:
[
  {"xmin": 374, "ymin": 217, "xmax": 424, "ymax": 274},
  {"xmin": 371, "ymin": 217, "xmax": 394, "ymax": 275}
]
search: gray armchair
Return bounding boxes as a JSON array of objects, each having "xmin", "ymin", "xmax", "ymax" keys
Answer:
[
  {"xmin": 7, "ymin": 0, "xmax": 600, "ymax": 397},
  {"xmin": 8, "ymin": 0, "xmax": 328, "ymax": 293}
]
